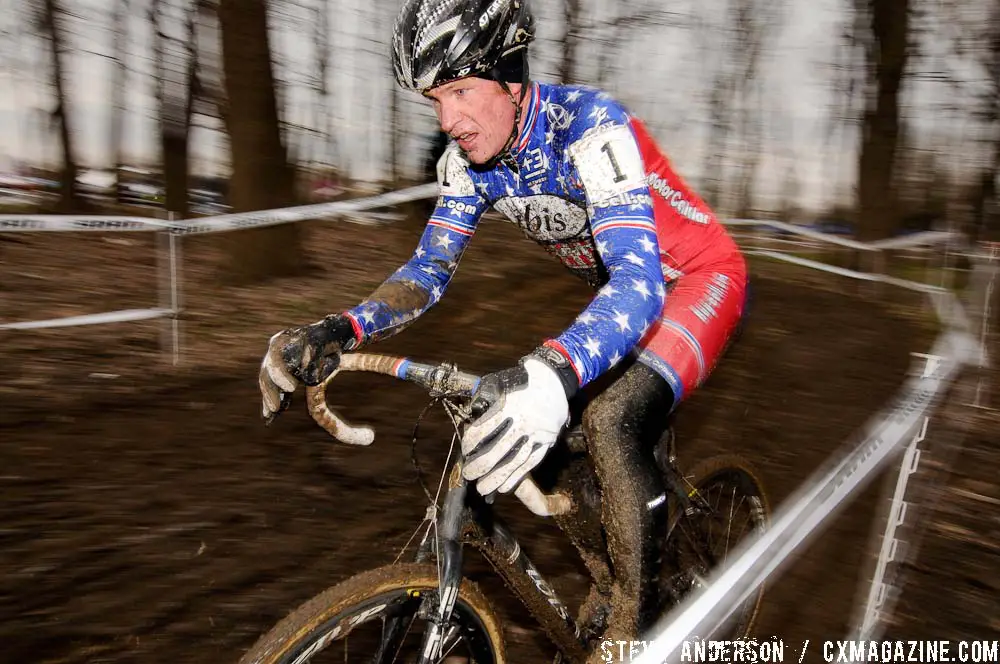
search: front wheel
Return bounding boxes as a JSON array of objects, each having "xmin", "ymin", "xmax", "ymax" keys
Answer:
[
  {"xmin": 662, "ymin": 454, "xmax": 770, "ymax": 639},
  {"xmin": 237, "ymin": 563, "xmax": 506, "ymax": 664}
]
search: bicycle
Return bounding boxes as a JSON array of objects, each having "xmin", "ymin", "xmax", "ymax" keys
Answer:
[{"xmin": 240, "ymin": 351, "xmax": 770, "ymax": 664}]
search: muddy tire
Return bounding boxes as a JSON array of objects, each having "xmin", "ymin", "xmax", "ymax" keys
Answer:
[
  {"xmin": 667, "ymin": 454, "xmax": 770, "ymax": 639},
  {"xmin": 237, "ymin": 562, "xmax": 506, "ymax": 664}
]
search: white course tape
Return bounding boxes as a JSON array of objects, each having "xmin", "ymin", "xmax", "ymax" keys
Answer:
[
  {"xmin": 0, "ymin": 186, "xmax": 963, "ymax": 260},
  {"xmin": 0, "ymin": 215, "xmax": 173, "ymax": 232},
  {"xmin": 634, "ymin": 328, "xmax": 980, "ymax": 664},
  {"xmin": 0, "ymin": 308, "xmax": 174, "ymax": 330},
  {"xmin": 167, "ymin": 182, "xmax": 438, "ymax": 235},
  {"xmin": 726, "ymin": 222, "xmax": 961, "ymax": 254},
  {"xmin": 867, "ymin": 230, "xmax": 961, "ymax": 251},
  {"xmin": 0, "ymin": 183, "xmax": 438, "ymax": 234},
  {"xmin": 725, "ymin": 218, "xmax": 876, "ymax": 251},
  {"xmin": 747, "ymin": 249, "xmax": 948, "ymax": 295}
]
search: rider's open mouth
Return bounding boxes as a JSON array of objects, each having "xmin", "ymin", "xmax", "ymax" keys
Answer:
[{"xmin": 456, "ymin": 133, "xmax": 477, "ymax": 147}]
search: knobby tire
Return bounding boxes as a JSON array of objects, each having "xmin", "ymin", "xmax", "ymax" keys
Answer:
[{"xmin": 237, "ymin": 562, "xmax": 506, "ymax": 664}]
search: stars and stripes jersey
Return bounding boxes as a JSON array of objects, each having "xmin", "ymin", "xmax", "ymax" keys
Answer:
[{"xmin": 343, "ymin": 82, "xmax": 745, "ymax": 391}]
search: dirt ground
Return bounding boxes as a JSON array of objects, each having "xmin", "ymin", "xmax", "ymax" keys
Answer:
[{"xmin": 1, "ymin": 212, "xmax": 997, "ymax": 664}]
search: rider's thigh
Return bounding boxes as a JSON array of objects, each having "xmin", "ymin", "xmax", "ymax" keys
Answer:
[{"xmin": 634, "ymin": 265, "xmax": 748, "ymax": 406}]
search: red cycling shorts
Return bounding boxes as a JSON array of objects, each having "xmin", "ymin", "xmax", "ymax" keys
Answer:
[
  {"xmin": 627, "ymin": 117, "xmax": 750, "ymax": 406},
  {"xmin": 634, "ymin": 264, "xmax": 748, "ymax": 406}
]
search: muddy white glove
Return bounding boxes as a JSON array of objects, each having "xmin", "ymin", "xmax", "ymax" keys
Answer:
[
  {"xmin": 259, "ymin": 314, "xmax": 358, "ymax": 421},
  {"xmin": 461, "ymin": 348, "xmax": 578, "ymax": 495}
]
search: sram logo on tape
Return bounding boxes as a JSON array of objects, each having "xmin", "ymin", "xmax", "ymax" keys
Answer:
[
  {"xmin": 0, "ymin": 218, "xmax": 46, "ymax": 229},
  {"xmin": 72, "ymin": 219, "xmax": 151, "ymax": 230}
]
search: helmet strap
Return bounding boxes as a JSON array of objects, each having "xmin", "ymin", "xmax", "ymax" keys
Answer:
[{"xmin": 485, "ymin": 52, "xmax": 531, "ymax": 173}]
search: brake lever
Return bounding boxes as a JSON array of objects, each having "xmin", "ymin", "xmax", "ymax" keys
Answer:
[{"xmin": 264, "ymin": 392, "xmax": 293, "ymax": 427}]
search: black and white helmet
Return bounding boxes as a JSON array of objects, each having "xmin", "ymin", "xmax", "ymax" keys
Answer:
[{"xmin": 391, "ymin": 0, "xmax": 535, "ymax": 92}]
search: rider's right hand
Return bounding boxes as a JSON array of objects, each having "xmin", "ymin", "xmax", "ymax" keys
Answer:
[{"xmin": 259, "ymin": 314, "xmax": 359, "ymax": 422}]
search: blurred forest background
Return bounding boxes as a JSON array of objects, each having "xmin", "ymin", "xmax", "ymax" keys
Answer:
[
  {"xmin": 2, "ymin": 6, "xmax": 999, "ymax": 658},
  {"xmin": 1, "ymin": 0, "xmax": 998, "ymax": 276}
]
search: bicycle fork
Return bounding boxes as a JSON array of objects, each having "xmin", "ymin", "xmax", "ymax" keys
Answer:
[
  {"xmin": 369, "ymin": 478, "xmax": 467, "ymax": 664},
  {"xmin": 414, "ymin": 480, "xmax": 467, "ymax": 663}
]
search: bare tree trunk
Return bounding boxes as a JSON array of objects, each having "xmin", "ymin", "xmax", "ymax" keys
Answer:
[
  {"xmin": 311, "ymin": 0, "xmax": 329, "ymax": 171},
  {"xmin": 109, "ymin": 0, "xmax": 130, "ymax": 202},
  {"xmin": 369, "ymin": 0, "xmax": 399, "ymax": 184},
  {"xmin": 41, "ymin": 0, "xmax": 78, "ymax": 211},
  {"xmin": 698, "ymin": 4, "xmax": 737, "ymax": 212},
  {"xmin": 739, "ymin": 0, "xmax": 783, "ymax": 218},
  {"xmin": 735, "ymin": 80, "xmax": 763, "ymax": 218},
  {"xmin": 596, "ymin": 10, "xmax": 688, "ymax": 90},
  {"xmin": 978, "ymin": 13, "xmax": 1000, "ymax": 241},
  {"xmin": 218, "ymin": 0, "xmax": 302, "ymax": 282},
  {"xmin": 856, "ymin": 0, "xmax": 910, "ymax": 242},
  {"xmin": 192, "ymin": 0, "xmax": 227, "ymax": 127},
  {"xmin": 558, "ymin": 0, "xmax": 582, "ymax": 84},
  {"xmin": 821, "ymin": 7, "xmax": 866, "ymax": 219},
  {"xmin": 271, "ymin": 21, "xmax": 291, "ymax": 169},
  {"xmin": 701, "ymin": 71, "xmax": 735, "ymax": 211},
  {"xmin": 154, "ymin": 0, "xmax": 197, "ymax": 219},
  {"xmin": 976, "ymin": 111, "xmax": 1000, "ymax": 242},
  {"xmin": 702, "ymin": 0, "xmax": 780, "ymax": 216},
  {"xmin": 322, "ymin": 0, "xmax": 341, "ymax": 175},
  {"xmin": 390, "ymin": 69, "xmax": 401, "ymax": 184},
  {"xmin": 778, "ymin": 163, "xmax": 800, "ymax": 222},
  {"xmin": 307, "ymin": 0, "xmax": 342, "ymax": 177}
]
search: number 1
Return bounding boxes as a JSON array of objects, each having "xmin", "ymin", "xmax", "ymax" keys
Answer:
[{"xmin": 601, "ymin": 142, "xmax": 626, "ymax": 183}]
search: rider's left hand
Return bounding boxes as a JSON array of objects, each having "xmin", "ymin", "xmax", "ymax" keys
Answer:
[
  {"xmin": 461, "ymin": 348, "xmax": 578, "ymax": 495},
  {"xmin": 259, "ymin": 314, "xmax": 358, "ymax": 422}
]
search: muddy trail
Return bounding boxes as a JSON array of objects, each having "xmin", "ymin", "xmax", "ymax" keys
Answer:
[{"xmin": 1, "ymin": 216, "xmax": 997, "ymax": 663}]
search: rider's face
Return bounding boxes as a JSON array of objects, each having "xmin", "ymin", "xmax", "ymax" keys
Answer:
[{"xmin": 425, "ymin": 78, "xmax": 520, "ymax": 165}]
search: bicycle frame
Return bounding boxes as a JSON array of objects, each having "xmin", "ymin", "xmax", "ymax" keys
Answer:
[
  {"xmin": 408, "ymin": 444, "xmax": 718, "ymax": 663},
  {"xmin": 411, "ymin": 460, "xmax": 591, "ymax": 663},
  {"xmin": 302, "ymin": 351, "xmax": 718, "ymax": 663}
]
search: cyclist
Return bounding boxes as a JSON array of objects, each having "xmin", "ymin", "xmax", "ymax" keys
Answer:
[{"xmin": 259, "ymin": 0, "xmax": 749, "ymax": 656}]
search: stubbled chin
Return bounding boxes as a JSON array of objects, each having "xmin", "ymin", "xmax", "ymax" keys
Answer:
[
  {"xmin": 459, "ymin": 147, "xmax": 482, "ymax": 164},
  {"xmin": 464, "ymin": 146, "xmax": 496, "ymax": 165},
  {"xmin": 456, "ymin": 141, "xmax": 500, "ymax": 165}
]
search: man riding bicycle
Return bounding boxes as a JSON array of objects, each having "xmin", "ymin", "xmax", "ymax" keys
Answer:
[{"xmin": 259, "ymin": 0, "xmax": 749, "ymax": 658}]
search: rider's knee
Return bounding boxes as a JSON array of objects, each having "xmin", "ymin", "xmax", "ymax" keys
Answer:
[
  {"xmin": 580, "ymin": 364, "xmax": 674, "ymax": 495},
  {"xmin": 582, "ymin": 364, "xmax": 673, "ymax": 439}
]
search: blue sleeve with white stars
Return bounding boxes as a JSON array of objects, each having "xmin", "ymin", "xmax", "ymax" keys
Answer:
[
  {"xmin": 548, "ymin": 95, "xmax": 665, "ymax": 387},
  {"xmin": 343, "ymin": 191, "xmax": 487, "ymax": 345}
]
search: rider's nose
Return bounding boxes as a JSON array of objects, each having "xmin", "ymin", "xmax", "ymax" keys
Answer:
[{"xmin": 437, "ymin": 101, "xmax": 461, "ymax": 136}]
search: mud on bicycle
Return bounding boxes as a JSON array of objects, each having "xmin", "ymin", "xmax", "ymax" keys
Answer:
[{"xmin": 239, "ymin": 351, "xmax": 770, "ymax": 664}]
